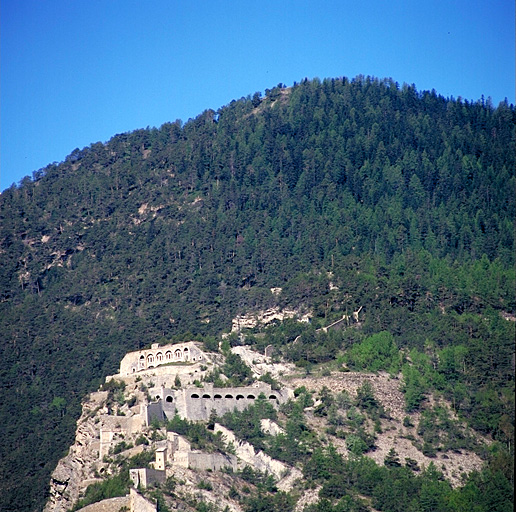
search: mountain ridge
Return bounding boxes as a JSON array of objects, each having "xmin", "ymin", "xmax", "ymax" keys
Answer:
[{"xmin": 0, "ymin": 75, "xmax": 514, "ymax": 511}]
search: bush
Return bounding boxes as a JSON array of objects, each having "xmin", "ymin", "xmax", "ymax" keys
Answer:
[
  {"xmin": 72, "ymin": 470, "xmax": 130, "ymax": 511},
  {"xmin": 346, "ymin": 331, "xmax": 400, "ymax": 373}
]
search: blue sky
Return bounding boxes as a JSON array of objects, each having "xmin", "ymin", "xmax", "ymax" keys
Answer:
[{"xmin": 1, "ymin": 0, "xmax": 514, "ymax": 191}]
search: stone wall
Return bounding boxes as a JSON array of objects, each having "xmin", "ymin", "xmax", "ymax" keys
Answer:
[
  {"xmin": 213, "ymin": 423, "xmax": 302, "ymax": 485},
  {"xmin": 145, "ymin": 383, "xmax": 289, "ymax": 423},
  {"xmin": 129, "ymin": 468, "xmax": 165, "ymax": 488},
  {"xmin": 75, "ymin": 496, "xmax": 130, "ymax": 512},
  {"xmin": 119, "ymin": 341, "xmax": 206, "ymax": 376},
  {"xmin": 185, "ymin": 452, "xmax": 237, "ymax": 472},
  {"xmin": 75, "ymin": 489, "xmax": 156, "ymax": 512},
  {"xmin": 131, "ymin": 488, "xmax": 157, "ymax": 512},
  {"xmin": 142, "ymin": 402, "xmax": 165, "ymax": 427}
]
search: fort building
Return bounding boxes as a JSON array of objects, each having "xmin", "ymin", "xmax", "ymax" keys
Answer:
[
  {"xmin": 118, "ymin": 341, "xmax": 206, "ymax": 376},
  {"xmin": 144, "ymin": 382, "xmax": 291, "ymax": 423}
]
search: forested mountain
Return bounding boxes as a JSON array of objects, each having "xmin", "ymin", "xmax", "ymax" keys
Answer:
[{"xmin": 0, "ymin": 76, "xmax": 514, "ymax": 511}]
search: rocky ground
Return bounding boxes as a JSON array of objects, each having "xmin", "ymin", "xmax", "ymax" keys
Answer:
[{"xmin": 44, "ymin": 344, "xmax": 490, "ymax": 512}]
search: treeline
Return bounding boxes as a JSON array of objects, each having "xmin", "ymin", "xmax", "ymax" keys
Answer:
[{"xmin": 0, "ymin": 76, "xmax": 514, "ymax": 511}]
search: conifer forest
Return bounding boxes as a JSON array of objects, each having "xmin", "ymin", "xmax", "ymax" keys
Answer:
[{"xmin": 0, "ymin": 77, "xmax": 514, "ymax": 511}]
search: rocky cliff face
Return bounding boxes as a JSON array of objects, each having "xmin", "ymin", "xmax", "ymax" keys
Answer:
[
  {"xmin": 45, "ymin": 391, "xmax": 109, "ymax": 512},
  {"xmin": 44, "ymin": 343, "xmax": 489, "ymax": 512}
]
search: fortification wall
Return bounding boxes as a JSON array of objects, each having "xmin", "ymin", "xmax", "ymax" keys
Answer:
[
  {"xmin": 187, "ymin": 452, "xmax": 237, "ymax": 472},
  {"xmin": 145, "ymin": 383, "xmax": 289, "ymax": 423},
  {"xmin": 76, "ymin": 496, "xmax": 130, "ymax": 512},
  {"xmin": 75, "ymin": 490, "xmax": 156, "ymax": 512},
  {"xmin": 129, "ymin": 468, "xmax": 165, "ymax": 488},
  {"xmin": 119, "ymin": 342, "xmax": 207, "ymax": 376}
]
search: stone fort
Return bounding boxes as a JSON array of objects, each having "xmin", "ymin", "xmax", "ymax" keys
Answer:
[
  {"xmin": 116, "ymin": 341, "xmax": 291, "ymax": 423},
  {"xmin": 145, "ymin": 382, "xmax": 290, "ymax": 423},
  {"xmin": 118, "ymin": 341, "xmax": 206, "ymax": 375}
]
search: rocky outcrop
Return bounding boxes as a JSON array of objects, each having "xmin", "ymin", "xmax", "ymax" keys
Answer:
[
  {"xmin": 231, "ymin": 307, "xmax": 311, "ymax": 333},
  {"xmin": 230, "ymin": 345, "xmax": 296, "ymax": 379},
  {"xmin": 75, "ymin": 488, "xmax": 156, "ymax": 512},
  {"xmin": 75, "ymin": 496, "xmax": 130, "ymax": 512},
  {"xmin": 45, "ymin": 391, "xmax": 108, "ymax": 512},
  {"xmin": 213, "ymin": 423, "xmax": 302, "ymax": 491}
]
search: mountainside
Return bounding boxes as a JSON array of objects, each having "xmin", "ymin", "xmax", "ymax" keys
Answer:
[
  {"xmin": 43, "ymin": 342, "xmax": 487, "ymax": 512},
  {"xmin": 0, "ymin": 76, "xmax": 514, "ymax": 511}
]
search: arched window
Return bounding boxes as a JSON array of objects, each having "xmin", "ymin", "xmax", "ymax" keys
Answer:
[
  {"xmin": 174, "ymin": 349, "xmax": 182, "ymax": 360},
  {"xmin": 147, "ymin": 354, "xmax": 154, "ymax": 364},
  {"xmin": 165, "ymin": 351, "xmax": 172, "ymax": 360},
  {"xmin": 183, "ymin": 347, "xmax": 190, "ymax": 361},
  {"xmin": 156, "ymin": 352, "xmax": 163, "ymax": 362}
]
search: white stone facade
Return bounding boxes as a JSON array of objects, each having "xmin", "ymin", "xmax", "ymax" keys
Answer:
[{"xmin": 118, "ymin": 341, "xmax": 206, "ymax": 375}]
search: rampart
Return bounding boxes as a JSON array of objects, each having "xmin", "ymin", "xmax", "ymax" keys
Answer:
[
  {"xmin": 129, "ymin": 468, "xmax": 166, "ymax": 488},
  {"xmin": 76, "ymin": 488, "xmax": 155, "ymax": 512},
  {"xmin": 144, "ymin": 382, "xmax": 291, "ymax": 423},
  {"xmin": 118, "ymin": 341, "xmax": 207, "ymax": 376}
]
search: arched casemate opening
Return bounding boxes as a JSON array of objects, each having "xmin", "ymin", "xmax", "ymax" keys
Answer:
[
  {"xmin": 236, "ymin": 395, "xmax": 244, "ymax": 400},
  {"xmin": 214, "ymin": 394, "xmax": 222, "ymax": 400},
  {"xmin": 247, "ymin": 395, "xmax": 255, "ymax": 400},
  {"xmin": 191, "ymin": 394, "xmax": 200, "ymax": 399},
  {"xmin": 269, "ymin": 395, "xmax": 277, "ymax": 400},
  {"xmin": 183, "ymin": 347, "xmax": 190, "ymax": 361},
  {"xmin": 166, "ymin": 396, "xmax": 173, "ymax": 403},
  {"xmin": 225, "ymin": 394, "xmax": 234, "ymax": 399},
  {"xmin": 202, "ymin": 394, "xmax": 211, "ymax": 399}
]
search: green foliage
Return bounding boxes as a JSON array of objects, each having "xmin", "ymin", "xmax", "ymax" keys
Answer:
[
  {"xmin": 238, "ymin": 466, "xmax": 277, "ymax": 492},
  {"xmin": 197, "ymin": 479, "xmax": 213, "ymax": 491},
  {"xmin": 165, "ymin": 415, "xmax": 226, "ymax": 453},
  {"xmin": 218, "ymin": 395, "xmax": 277, "ymax": 452},
  {"xmin": 306, "ymin": 450, "xmax": 514, "ymax": 512},
  {"xmin": 72, "ymin": 470, "xmax": 130, "ymax": 511},
  {"xmin": 110, "ymin": 440, "xmax": 133, "ymax": 455},
  {"xmin": 0, "ymin": 76, "xmax": 514, "ymax": 510},
  {"xmin": 346, "ymin": 331, "xmax": 400, "ymax": 373},
  {"xmin": 135, "ymin": 434, "xmax": 149, "ymax": 446},
  {"xmin": 416, "ymin": 406, "xmax": 478, "ymax": 454},
  {"xmin": 242, "ymin": 489, "xmax": 295, "ymax": 512},
  {"xmin": 384, "ymin": 448, "xmax": 402, "ymax": 468}
]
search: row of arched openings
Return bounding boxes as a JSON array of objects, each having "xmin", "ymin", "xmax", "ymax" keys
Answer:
[
  {"xmin": 137, "ymin": 347, "xmax": 202, "ymax": 370},
  {"xmin": 188, "ymin": 393, "xmax": 278, "ymax": 401}
]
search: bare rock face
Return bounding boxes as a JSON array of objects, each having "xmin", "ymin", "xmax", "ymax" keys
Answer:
[
  {"xmin": 231, "ymin": 307, "xmax": 311, "ymax": 333},
  {"xmin": 44, "ymin": 392, "xmax": 107, "ymax": 512},
  {"xmin": 230, "ymin": 345, "xmax": 295, "ymax": 379}
]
